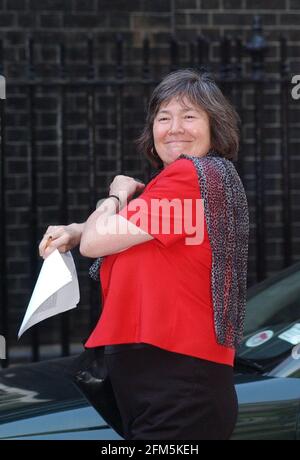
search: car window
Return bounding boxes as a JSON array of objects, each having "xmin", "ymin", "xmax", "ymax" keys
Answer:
[
  {"xmin": 244, "ymin": 269, "xmax": 300, "ymax": 334},
  {"xmin": 267, "ymin": 351, "xmax": 300, "ymax": 378}
]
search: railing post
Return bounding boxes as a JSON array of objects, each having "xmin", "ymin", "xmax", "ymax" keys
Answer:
[
  {"xmin": 87, "ymin": 35, "xmax": 96, "ymax": 215},
  {"xmin": 245, "ymin": 15, "xmax": 268, "ymax": 282},
  {"xmin": 0, "ymin": 52, "xmax": 8, "ymax": 367},
  {"xmin": 280, "ymin": 35, "xmax": 292, "ymax": 268},
  {"xmin": 220, "ymin": 35, "xmax": 232, "ymax": 80},
  {"xmin": 170, "ymin": 35, "xmax": 179, "ymax": 72},
  {"xmin": 219, "ymin": 35, "xmax": 233, "ymax": 104},
  {"xmin": 189, "ymin": 40, "xmax": 195, "ymax": 68},
  {"xmin": 142, "ymin": 35, "xmax": 150, "ymax": 80},
  {"xmin": 235, "ymin": 36, "xmax": 243, "ymax": 80},
  {"xmin": 115, "ymin": 33, "xmax": 124, "ymax": 174},
  {"xmin": 234, "ymin": 36, "xmax": 245, "ymax": 183},
  {"xmin": 116, "ymin": 32, "xmax": 124, "ymax": 81},
  {"xmin": 86, "ymin": 34, "xmax": 100, "ymax": 330},
  {"xmin": 197, "ymin": 35, "xmax": 210, "ymax": 72},
  {"xmin": 57, "ymin": 40, "xmax": 70, "ymax": 356},
  {"xmin": 142, "ymin": 35, "xmax": 152, "ymax": 181},
  {"xmin": 245, "ymin": 15, "xmax": 268, "ymax": 81},
  {"xmin": 27, "ymin": 36, "xmax": 40, "ymax": 361}
]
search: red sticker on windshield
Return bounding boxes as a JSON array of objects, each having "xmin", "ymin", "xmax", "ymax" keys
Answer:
[{"xmin": 246, "ymin": 330, "xmax": 274, "ymax": 348}]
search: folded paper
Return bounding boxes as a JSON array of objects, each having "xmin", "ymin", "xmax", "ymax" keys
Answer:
[{"xmin": 18, "ymin": 250, "xmax": 80, "ymax": 339}]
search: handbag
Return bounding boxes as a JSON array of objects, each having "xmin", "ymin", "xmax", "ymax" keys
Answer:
[{"xmin": 68, "ymin": 345, "xmax": 124, "ymax": 438}]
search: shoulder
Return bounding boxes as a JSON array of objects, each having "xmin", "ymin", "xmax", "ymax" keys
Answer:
[
  {"xmin": 164, "ymin": 157, "xmax": 196, "ymax": 174},
  {"xmin": 157, "ymin": 158, "xmax": 198, "ymax": 184},
  {"xmin": 142, "ymin": 158, "xmax": 199, "ymax": 199},
  {"xmin": 143, "ymin": 158, "xmax": 200, "ymax": 197}
]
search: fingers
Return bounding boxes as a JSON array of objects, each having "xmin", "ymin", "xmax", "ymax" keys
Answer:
[
  {"xmin": 109, "ymin": 177, "xmax": 145, "ymax": 198},
  {"xmin": 135, "ymin": 181, "xmax": 145, "ymax": 191},
  {"xmin": 39, "ymin": 226, "xmax": 55, "ymax": 256},
  {"xmin": 39, "ymin": 226, "xmax": 66, "ymax": 258},
  {"xmin": 111, "ymin": 175, "xmax": 145, "ymax": 187},
  {"xmin": 39, "ymin": 236, "xmax": 50, "ymax": 256},
  {"xmin": 42, "ymin": 234, "xmax": 69, "ymax": 259}
]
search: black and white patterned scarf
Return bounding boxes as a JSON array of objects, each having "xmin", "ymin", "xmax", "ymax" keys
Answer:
[{"xmin": 88, "ymin": 150, "xmax": 249, "ymax": 349}]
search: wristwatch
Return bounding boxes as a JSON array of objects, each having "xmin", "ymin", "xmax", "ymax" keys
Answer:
[{"xmin": 108, "ymin": 194, "xmax": 121, "ymax": 211}]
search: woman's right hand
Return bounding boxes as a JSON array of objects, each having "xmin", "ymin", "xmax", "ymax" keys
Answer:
[{"xmin": 39, "ymin": 223, "xmax": 84, "ymax": 259}]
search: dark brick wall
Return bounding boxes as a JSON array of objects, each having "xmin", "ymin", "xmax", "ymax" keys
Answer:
[
  {"xmin": 1, "ymin": 1, "xmax": 300, "ymax": 77},
  {"xmin": 1, "ymin": 0, "xmax": 299, "ymax": 353}
]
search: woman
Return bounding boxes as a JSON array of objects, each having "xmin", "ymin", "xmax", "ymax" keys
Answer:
[{"xmin": 39, "ymin": 69, "xmax": 249, "ymax": 440}]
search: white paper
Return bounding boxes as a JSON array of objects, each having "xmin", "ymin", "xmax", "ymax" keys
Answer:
[{"xmin": 18, "ymin": 249, "xmax": 80, "ymax": 339}]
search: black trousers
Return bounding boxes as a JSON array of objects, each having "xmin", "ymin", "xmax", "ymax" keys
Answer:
[{"xmin": 104, "ymin": 343, "xmax": 238, "ymax": 441}]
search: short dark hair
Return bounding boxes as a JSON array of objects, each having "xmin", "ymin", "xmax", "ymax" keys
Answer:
[{"xmin": 135, "ymin": 68, "xmax": 241, "ymax": 169}]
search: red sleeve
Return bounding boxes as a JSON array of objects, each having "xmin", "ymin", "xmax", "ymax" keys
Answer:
[{"xmin": 118, "ymin": 159, "xmax": 203, "ymax": 248}]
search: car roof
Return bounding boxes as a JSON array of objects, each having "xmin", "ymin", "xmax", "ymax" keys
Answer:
[{"xmin": 0, "ymin": 356, "xmax": 85, "ymax": 422}]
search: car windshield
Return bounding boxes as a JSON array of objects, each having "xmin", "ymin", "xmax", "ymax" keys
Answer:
[
  {"xmin": 244, "ymin": 268, "xmax": 300, "ymax": 334},
  {"xmin": 236, "ymin": 266, "xmax": 300, "ymax": 366}
]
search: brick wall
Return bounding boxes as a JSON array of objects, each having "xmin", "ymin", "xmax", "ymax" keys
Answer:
[{"xmin": 1, "ymin": 0, "xmax": 299, "ymax": 351}]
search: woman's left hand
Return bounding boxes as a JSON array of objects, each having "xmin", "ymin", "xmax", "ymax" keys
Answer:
[{"xmin": 109, "ymin": 175, "xmax": 145, "ymax": 206}]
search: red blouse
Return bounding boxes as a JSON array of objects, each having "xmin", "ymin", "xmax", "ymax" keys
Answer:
[{"xmin": 85, "ymin": 158, "xmax": 235, "ymax": 366}]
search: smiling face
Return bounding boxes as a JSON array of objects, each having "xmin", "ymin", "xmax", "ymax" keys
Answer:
[{"xmin": 153, "ymin": 96, "xmax": 211, "ymax": 167}]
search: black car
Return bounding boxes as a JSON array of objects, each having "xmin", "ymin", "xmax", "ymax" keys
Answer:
[{"xmin": 1, "ymin": 262, "xmax": 300, "ymax": 440}]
